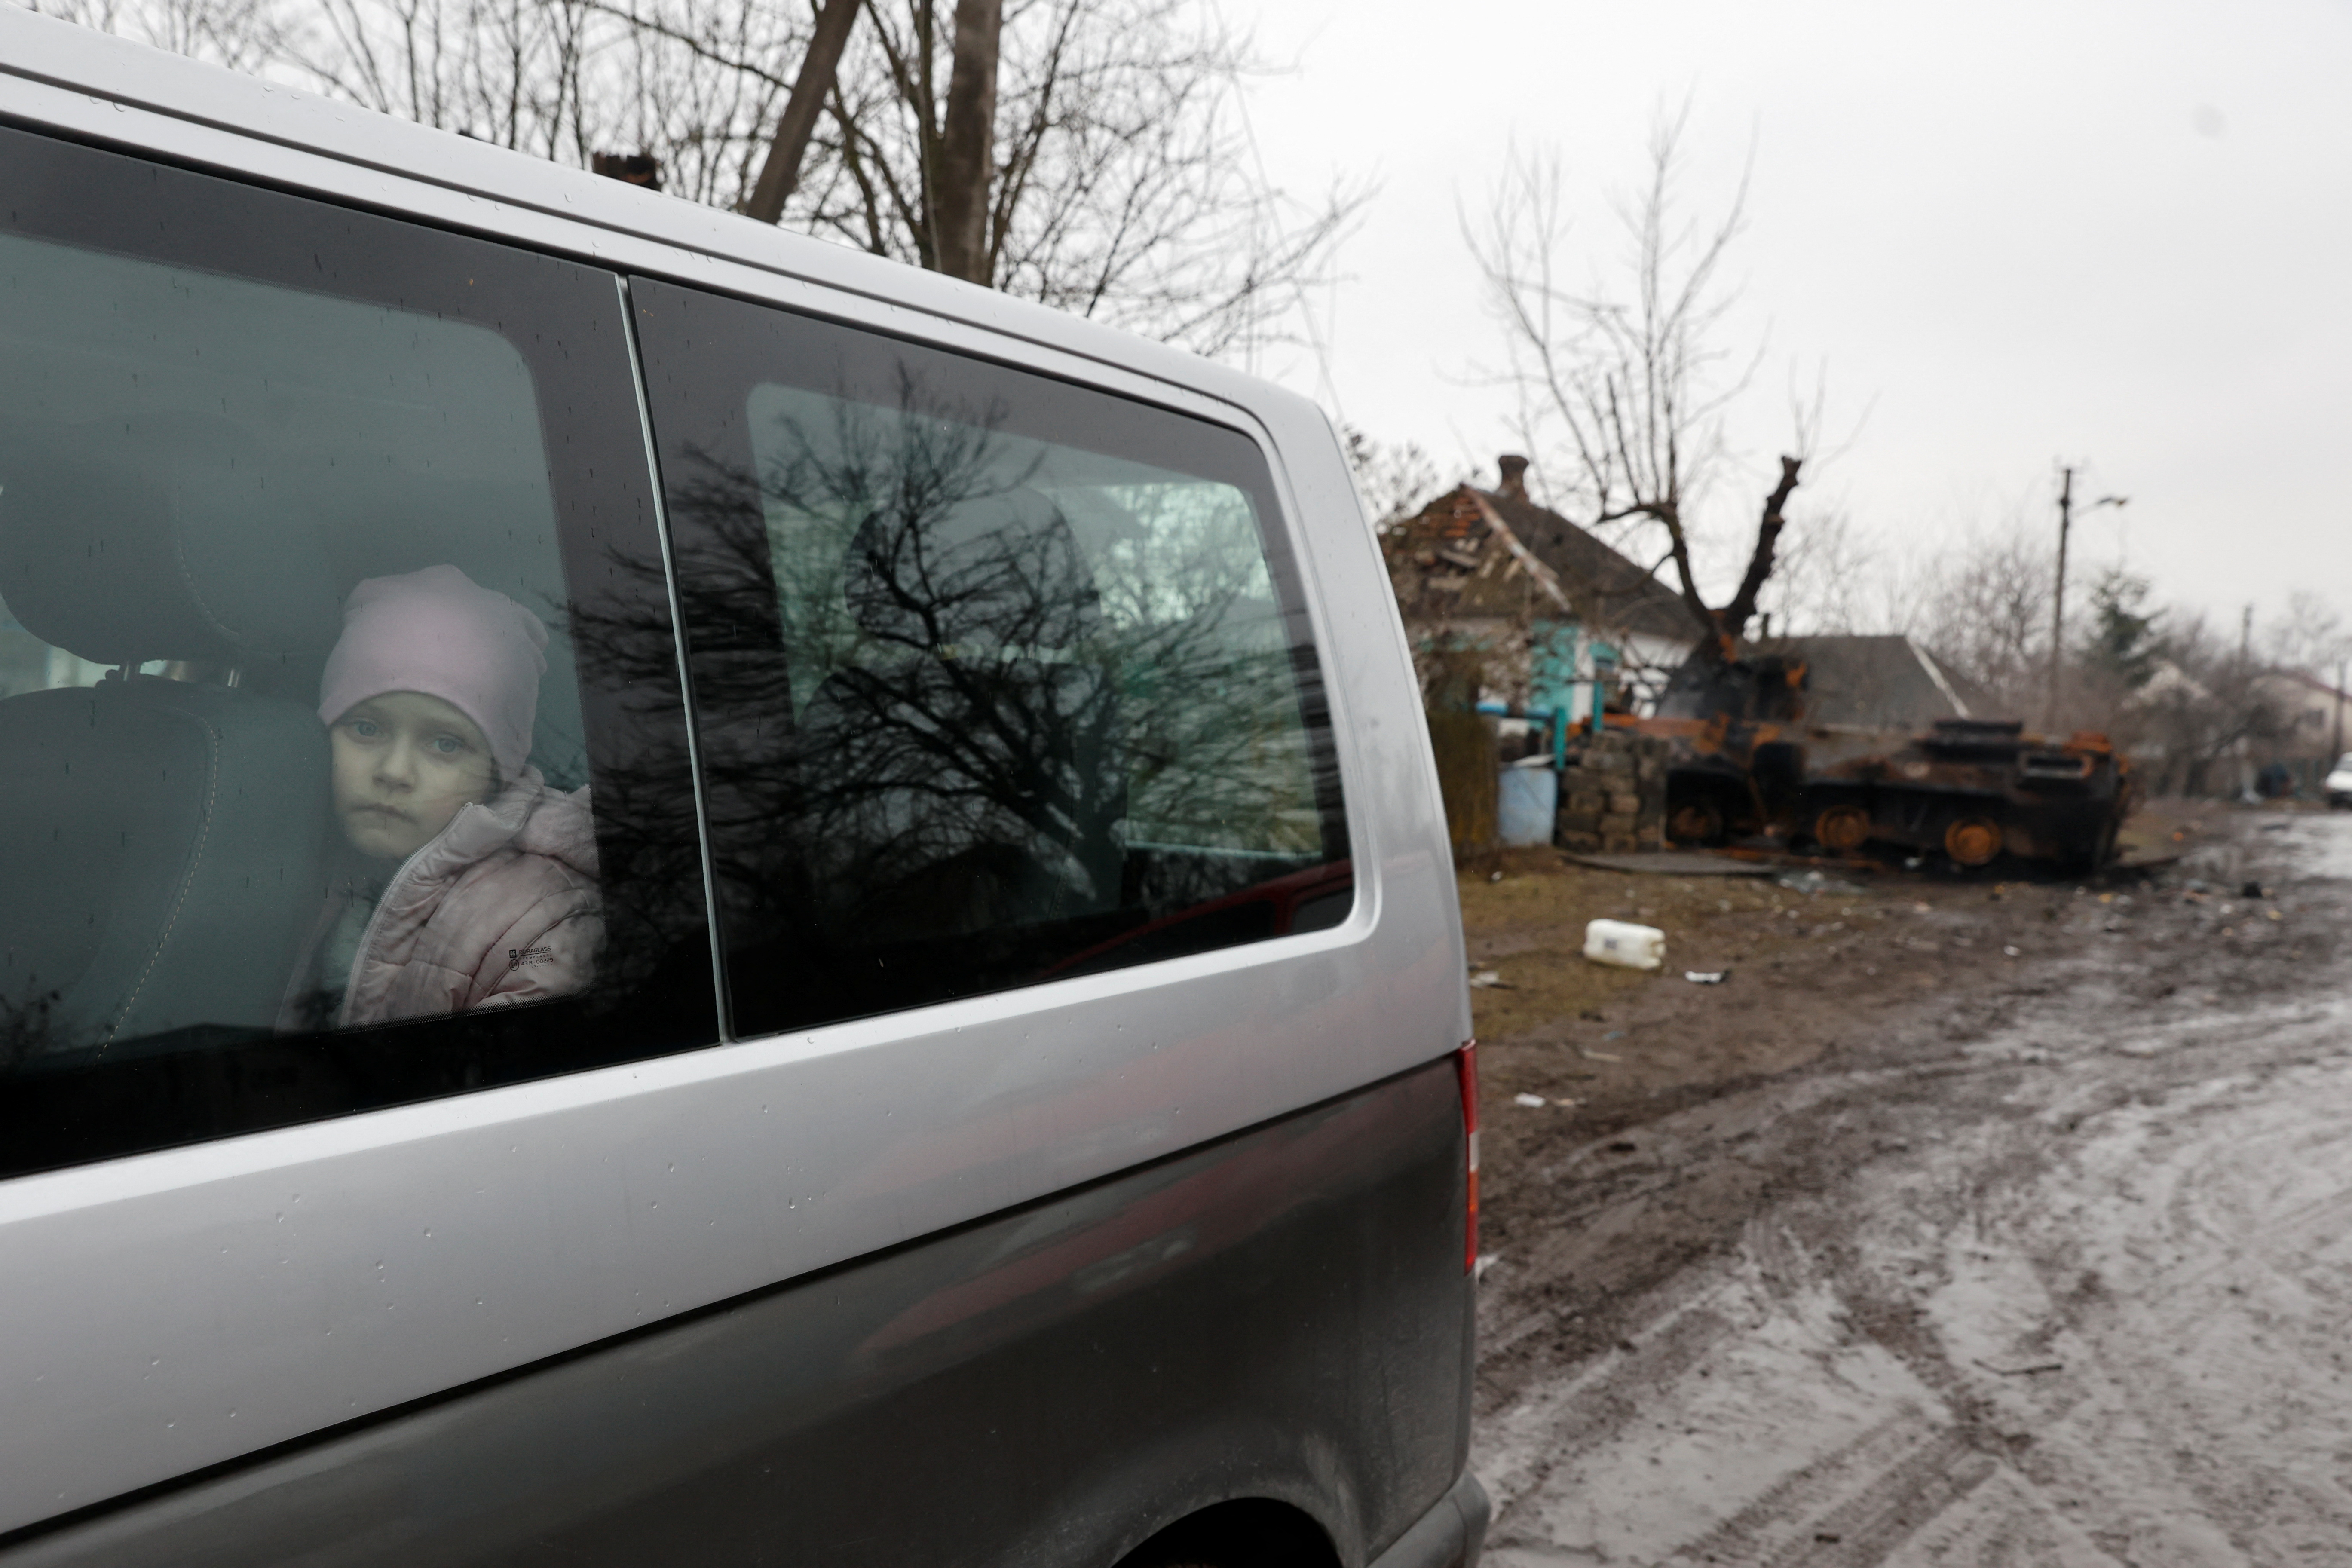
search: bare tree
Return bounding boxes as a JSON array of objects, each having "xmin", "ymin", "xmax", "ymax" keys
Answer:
[
  {"xmin": 929, "ymin": 0, "xmax": 1000, "ymax": 281},
  {"xmin": 1751, "ymin": 507, "xmax": 1914, "ymax": 638},
  {"xmin": 795, "ymin": 0, "xmax": 1357, "ymax": 352},
  {"xmin": 741, "ymin": 0, "xmax": 861, "ymax": 223},
  {"xmin": 300, "ymin": 0, "xmax": 601, "ymax": 162},
  {"xmin": 40, "ymin": 0, "xmax": 1357, "ymax": 356},
  {"xmin": 1340, "ymin": 426, "xmax": 1444, "ymax": 533},
  {"xmin": 2266, "ymin": 590, "xmax": 2352, "ymax": 680},
  {"xmin": 2138, "ymin": 610, "xmax": 2291, "ymax": 796},
  {"xmin": 30, "ymin": 0, "xmax": 282, "ymax": 72},
  {"xmin": 1910, "ymin": 525, "xmax": 2055, "ymax": 718},
  {"xmin": 1467, "ymin": 107, "xmax": 1815, "ymax": 662}
]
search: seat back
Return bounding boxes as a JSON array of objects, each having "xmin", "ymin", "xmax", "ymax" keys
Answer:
[
  {"xmin": 0, "ymin": 438, "xmax": 334, "ymax": 1059},
  {"xmin": 0, "ymin": 681, "xmax": 327, "ymax": 1057}
]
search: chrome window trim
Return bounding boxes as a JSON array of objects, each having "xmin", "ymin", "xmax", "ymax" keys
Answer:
[{"xmin": 615, "ymin": 273, "xmax": 735, "ymax": 1043}]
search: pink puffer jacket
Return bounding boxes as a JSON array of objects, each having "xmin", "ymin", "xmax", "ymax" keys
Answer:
[{"xmin": 333, "ymin": 769, "xmax": 601, "ymax": 1029}]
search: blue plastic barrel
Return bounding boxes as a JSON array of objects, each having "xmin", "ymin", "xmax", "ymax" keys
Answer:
[{"xmin": 1497, "ymin": 763, "xmax": 1558, "ymax": 847}]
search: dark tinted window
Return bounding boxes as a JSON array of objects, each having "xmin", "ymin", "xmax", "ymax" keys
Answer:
[
  {"xmin": 0, "ymin": 128, "xmax": 717, "ymax": 1177},
  {"xmin": 631, "ymin": 279, "xmax": 1350, "ymax": 1036}
]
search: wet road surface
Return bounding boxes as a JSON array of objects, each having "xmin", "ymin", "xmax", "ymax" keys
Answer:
[{"xmin": 1472, "ymin": 813, "xmax": 2352, "ymax": 1566}]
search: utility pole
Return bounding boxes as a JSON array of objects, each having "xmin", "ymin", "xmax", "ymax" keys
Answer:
[
  {"xmin": 2044, "ymin": 465, "xmax": 2127, "ymax": 731},
  {"xmin": 2334, "ymin": 657, "xmax": 2345, "ymax": 763},
  {"xmin": 2046, "ymin": 466, "xmax": 2073, "ymax": 729}
]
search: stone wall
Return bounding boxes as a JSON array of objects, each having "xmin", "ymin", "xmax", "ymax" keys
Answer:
[{"xmin": 1555, "ymin": 729, "xmax": 1669, "ymax": 853}]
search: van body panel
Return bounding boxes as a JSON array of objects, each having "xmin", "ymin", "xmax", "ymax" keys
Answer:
[
  {"xmin": 0, "ymin": 11, "xmax": 1474, "ymax": 1547},
  {"xmin": 0, "ymin": 1063, "xmax": 1469, "ymax": 1568}
]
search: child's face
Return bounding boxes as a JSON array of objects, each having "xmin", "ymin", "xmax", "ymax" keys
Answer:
[{"xmin": 329, "ymin": 691, "xmax": 498, "ymax": 861}]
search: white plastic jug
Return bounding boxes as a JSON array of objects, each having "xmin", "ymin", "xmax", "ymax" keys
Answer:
[{"xmin": 1583, "ymin": 918, "xmax": 1665, "ymax": 971}]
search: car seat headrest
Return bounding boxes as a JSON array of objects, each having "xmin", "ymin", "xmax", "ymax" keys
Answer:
[
  {"xmin": 0, "ymin": 446, "xmax": 342, "ymax": 666},
  {"xmin": 844, "ymin": 486, "xmax": 1101, "ymax": 651}
]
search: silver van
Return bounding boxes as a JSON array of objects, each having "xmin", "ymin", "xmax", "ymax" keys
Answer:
[{"xmin": 0, "ymin": 12, "xmax": 1485, "ymax": 1565}]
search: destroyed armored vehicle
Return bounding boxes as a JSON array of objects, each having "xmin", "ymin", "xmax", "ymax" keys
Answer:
[{"xmin": 1644, "ymin": 655, "xmax": 2133, "ymax": 871}]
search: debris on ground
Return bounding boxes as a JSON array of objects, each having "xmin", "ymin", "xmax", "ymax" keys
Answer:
[
  {"xmin": 1684, "ymin": 970, "xmax": 1728, "ymax": 984},
  {"xmin": 1583, "ymin": 918, "xmax": 1665, "ymax": 970},
  {"xmin": 1560, "ymin": 851, "xmax": 1773, "ymax": 878},
  {"xmin": 1513, "ymin": 1092, "xmax": 1547, "ymax": 1108},
  {"xmin": 1776, "ymin": 869, "xmax": 1864, "ymax": 897}
]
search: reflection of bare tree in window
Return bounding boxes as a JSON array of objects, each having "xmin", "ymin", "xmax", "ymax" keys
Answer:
[
  {"xmin": 760, "ymin": 382, "xmax": 1126, "ymax": 939},
  {"xmin": 601, "ymin": 361, "xmax": 1342, "ymax": 1028}
]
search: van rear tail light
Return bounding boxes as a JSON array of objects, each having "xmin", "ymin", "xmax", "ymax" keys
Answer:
[{"xmin": 1455, "ymin": 1041, "xmax": 1479, "ymax": 1274}]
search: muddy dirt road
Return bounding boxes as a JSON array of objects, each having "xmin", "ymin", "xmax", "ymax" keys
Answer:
[{"xmin": 1470, "ymin": 812, "xmax": 2352, "ymax": 1566}]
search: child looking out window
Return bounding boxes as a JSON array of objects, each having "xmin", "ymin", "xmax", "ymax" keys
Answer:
[{"xmin": 281, "ymin": 564, "xmax": 600, "ymax": 1031}]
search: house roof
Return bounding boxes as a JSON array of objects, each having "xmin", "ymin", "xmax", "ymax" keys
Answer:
[
  {"xmin": 1381, "ymin": 476, "xmax": 1698, "ymax": 645},
  {"xmin": 1479, "ymin": 490, "xmax": 1703, "ymax": 643},
  {"xmin": 1751, "ymin": 634, "xmax": 1972, "ymax": 729}
]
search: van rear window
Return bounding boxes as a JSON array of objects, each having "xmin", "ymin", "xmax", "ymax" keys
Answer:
[
  {"xmin": 0, "ymin": 127, "xmax": 714, "ymax": 1176},
  {"xmin": 632, "ymin": 280, "xmax": 1351, "ymax": 1034}
]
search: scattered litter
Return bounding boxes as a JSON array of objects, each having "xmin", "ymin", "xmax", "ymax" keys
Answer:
[
  {"xmin": 1513, "ymin": 1092, "xmax": 1547, "ymax": 1108},
  {"xmin": 1467, "ymin": 969, "xmax": 1513, "ymax": 989},
  {"xmin": 1579, "ymin": 1047, "xmax": 1623, "ymax": 1063},
  {"xmin": 1903, "ymin": 856, "xmax": 1925, "ymax": 869},
  {"xmin": 1487, "ymin": 870, "xmax": 1504, "ymax": 883},
  {"xmin": 1601, "ymin": 1029, "xmax": 1625, "ymax": 1041},
  {"xmin": 1775, "ymin": 869, "xmax": 1862, "ymax": 897},
  {"xmin": 2003, "ymin": 945, "xmax": 2021, "ymax": 957},
  {"xmin": 1975, "ymin": 1359, "xmax": 2064, "ymax": 1377},
  {"xmin": 1911, "ymin": 901, "xmax": 1932, "ymax": 913},
  {"xmin": 1684, "ymin": 970, "xmax": 1727, "ymax": 984},
  {"xmin": 1583, "ymin": 918, "xmax": 1665, "ymax": 971},
  {"xmin": 1473, "ymin": 1253, "xmax": 1501, "ymax": 1281},
  {"xmin": 2269, "ymin": 910, "xmax": 2285, "ymax": 923}
]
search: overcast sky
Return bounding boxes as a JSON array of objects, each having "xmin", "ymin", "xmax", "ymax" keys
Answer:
[{"xmin": 1229, "ymin": 0, "xmax": 2352, "ymax": 636}]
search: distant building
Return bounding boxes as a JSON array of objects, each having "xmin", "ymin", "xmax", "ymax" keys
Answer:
[
  {"xmin": 2259, "ymin": 668, "xmax": 2352, "ymax": 761},
  {"xmin": 1749, "ymin": 634, "xmax": 1972, "ymax": 730}
]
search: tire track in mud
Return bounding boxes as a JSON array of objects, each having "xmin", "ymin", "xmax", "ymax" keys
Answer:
[{"xmin": 1474, "ymin": 818, "xmax": 2352, "ymax": 1567}]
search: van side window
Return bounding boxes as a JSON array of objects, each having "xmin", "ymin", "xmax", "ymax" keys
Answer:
[
  {"xmin": 0, "ymin": 128, "xmax": 716, "ymax": 1178},
  {"xmin": 633, "ymin": 280, "xmax": 1351, "ymax": 1036}
]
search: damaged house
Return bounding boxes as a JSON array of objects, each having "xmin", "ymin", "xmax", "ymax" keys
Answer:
[{"xmin": 1381, "ymin": 455, "xmax": 1697, "ymax": 737}]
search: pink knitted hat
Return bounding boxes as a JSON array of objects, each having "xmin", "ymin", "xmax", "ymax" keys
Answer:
[{"xmin": 318, "ymin": 564, "xmax": 549, "ymax": 778}]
